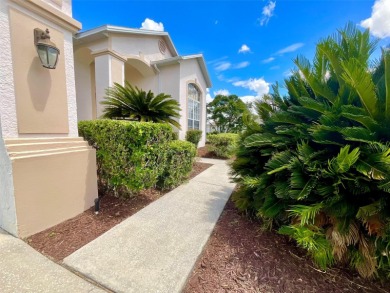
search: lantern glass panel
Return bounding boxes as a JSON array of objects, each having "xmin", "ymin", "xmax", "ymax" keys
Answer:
[
  {"xmin": 37, "ymin": 44, "xmax": 49, "ymax": 67},
  {"xmin": 47, "ymin": 47, "xmax": 59, "ymax": 68}
]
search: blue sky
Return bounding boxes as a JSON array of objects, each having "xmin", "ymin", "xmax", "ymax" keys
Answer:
[{"xmin": 73, "ymin": 0, "xmax": 390, "ymax": 102}]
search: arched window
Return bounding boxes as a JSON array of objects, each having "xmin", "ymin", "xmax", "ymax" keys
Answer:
[{"xmin": 188, "ymin": 83, "xmax": 201, "ymax": 129}]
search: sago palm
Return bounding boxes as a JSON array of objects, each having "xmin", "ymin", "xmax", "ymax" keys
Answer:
[
  {"xmin": 101, "ymin": 82, "xmax": 181, "ymax": 129},
  {"xmin": 232, "ymin": 23, "xmax": 390, "ymax": 278}
]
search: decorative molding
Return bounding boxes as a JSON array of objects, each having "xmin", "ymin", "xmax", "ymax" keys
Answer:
[
  {"xmin": 10, "ymin": 0, "xmax": 81, "ymax": 32},
  {"xmin": 48, "ymin": 0, "xmax": 62, "ymax": 7},
  {"xmin": 158, "ymin": 39, "xmax": 167, "ymax": 55},
  {"xmin": 91, "ymin": 49, "xmax": 127, "ymax": 63}
]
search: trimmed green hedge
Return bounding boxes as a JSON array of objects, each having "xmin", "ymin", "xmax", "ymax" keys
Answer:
[
  {"xmin": 158, "ymin": 140, "xmax": 196, "ymax": 190},
  {"xmin": 207, "ymin": 133, "xmax": 238, "ymax": 158},
  {"xmin": 78, "ymin": 120, "xmax": 195, "ymax": 196},
  {"xmin": 185, "ymin": 130, "xmax": 202, "ymax": 147}
]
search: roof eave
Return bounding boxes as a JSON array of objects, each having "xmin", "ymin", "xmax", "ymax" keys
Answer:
[
  {"xmin": 152, "ymin": 55, "xmax": 212, "ymax": 88},
  {"xmin": 74, "ymin": 25, "xmax": 179, "ymax": 57}
]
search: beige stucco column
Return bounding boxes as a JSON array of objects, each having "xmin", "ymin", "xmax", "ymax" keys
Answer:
[
  {"xmin": 0, "ymin": 0, "xmax": 98, "ymax": 238},
  {"xmin": 92, "ymin": 51, "xmax": 125, "ymax": 118}
]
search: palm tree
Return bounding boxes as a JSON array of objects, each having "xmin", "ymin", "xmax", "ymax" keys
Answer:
[
  {"xmin": 101, "ymin": 82, "xmax": 181, "ymax": 129},
  {"xmin": 232, "ymin": 23, "xmax": 390, "ymax": 278}
]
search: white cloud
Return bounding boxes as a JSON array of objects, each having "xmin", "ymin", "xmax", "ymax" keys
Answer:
[
  {"xmin": 283, "ymin": 69, "xmax": 293, "ymax": 77},
  {"xmin": 218, "ymin": 74, "xmax": 240, "ymax": 83},
  {"xmin": 214, "ymin": 89, "xmax": 230, "ymax": 96},
  {"xmin": 239, "ymin": 95, "xmax": 258, "ymax": 104},
  {"xmin": 208, "ymin": 56, "xmax": 228, "ymax": 64},
  {"xmin": 260, "ymin": 1, "xmax": 276, "ymax": 26},
  {"xmin": 262, "ymin": 57, "xmax": 275, "ymax": 63},
  {"xmin": 215, "ymin": 62, "xmax": 231, "ymax": 72},
  {"xmin": 215, "ymin": 61, "xmax": 249, "ymax": 72},
  {"xmin": 361, "ymin": 0, "xmax": 390, "ymax": 38},
  {"xmin": 217, "ymin": 74, "xmax": 225, "ymax": 81},
  {"xmin": 233, "ymin": 77, "xmax": 270, "ymax": 98},
  {"xmin": 270, "ymin": 65, "xmax": 280, "ymax": 70},
  {"xmin": 140, "ymin": 18, "xmax": 164, "ymax": 31},
  {"xmin": 206, "ymin": 89, "xmax": 213, "ymax": 103},
  {"xmin": 276, "ymin": 43, "xmax": 304, "ymax": 55},
  {"xmin": 238, "ymin": 44, "xmax": 251, "ymax": 54},
  {"xmin": 234, "ymin": 61, "xmax": 250, "ymax": 69}
]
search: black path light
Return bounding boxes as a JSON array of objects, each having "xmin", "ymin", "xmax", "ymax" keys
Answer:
[{"xmin": 34, "ymin": 28, "xmax": 60, "ymax": 69}]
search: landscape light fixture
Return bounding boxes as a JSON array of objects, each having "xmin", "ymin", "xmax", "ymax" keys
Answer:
[{"xmin": 34, "ymin": 28, "xmax": 60, "ymax": 69}]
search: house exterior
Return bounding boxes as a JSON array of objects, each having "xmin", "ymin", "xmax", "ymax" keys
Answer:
[
  {"xmin": 0, "ymin": 0, "xmax": 211, "ymax": 238},
  {"xmin": 0, "ymin": 0, "xmax": 97, "ymax": 238},
  {"xmin": 73, "ymin": 25, "xmax": 212, "ymax": 147}
]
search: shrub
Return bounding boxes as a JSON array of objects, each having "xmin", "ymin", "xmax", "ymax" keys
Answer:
[
  {"xmin": 79, "ymin": 120, "xmax": 192, "ymax": 197},
  {"xmin": 185, "ymin": 130, "xmax": 202, "ymax": 147},
  {"xmin": 157, "ymin": 140, "xmax": 196, "ymax": 190},
  {"xmin": 232, "ymin": 23, "xmax": 390, "ymax": 278},
  {"xmin": 207, "ymin": 133, "xmax": 238, "ymax": 158},
  {"xmin": 172, "ymin": 132, "xmax": 179, "ymax": 140}
]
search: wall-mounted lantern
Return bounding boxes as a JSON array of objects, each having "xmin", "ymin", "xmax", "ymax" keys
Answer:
[{"xmin": 34, "ymin": 28, "xmax": 60, "ymax": 69}]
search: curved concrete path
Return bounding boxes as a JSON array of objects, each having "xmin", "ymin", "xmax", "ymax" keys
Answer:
[{"xmin": 64, "ymin": 158, "xmax": 235, "ymax": 293}]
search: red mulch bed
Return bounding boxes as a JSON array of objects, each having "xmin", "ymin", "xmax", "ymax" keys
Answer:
[
  {"xmin": 184, "ymin": 199, "xmax": 390, "ymax": 293},
  {"xmin": 26, "ymin": 161, "xmax": 212, "ymax": 262},
  {"xmin": 197, "ymin": 146, "xmax": 221, "ymax": 159}
]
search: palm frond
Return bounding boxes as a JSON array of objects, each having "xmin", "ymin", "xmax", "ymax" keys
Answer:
[
  {"xmin": 327, "ymin": 145, "xmax": 360, "ymax": 174},
  {"xmin": 101, "ymin": 82, "xmax": 181, "ymax": 128},
  {"xmin": 288, "ymin": 203, "xmax": 324, "ymax": 226},
  {"xmin": 341, "ymin": 58, "xmax": 378, "ymax": 119},
  {"xmin": 265, "ymin": 150, "xmax": 293, "ymax": 175}
]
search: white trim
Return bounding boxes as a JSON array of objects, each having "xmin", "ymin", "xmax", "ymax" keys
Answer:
[
  {"xmin": 0, "ymin": 0, "xmax": 18, "ymax": 137},
  {"xmin": 10, "ymin": 0, "xmax": 81, "ymax": 32},
  {"xmin": 187, "ymin": 83, "xmax": 202, "ymax": 130},
  {"xmin": 152, "ymin": 54, "xmax": 212, "ymax": 88},
  {"xmin": 64, "ymin": 30, "xmax": 78, "ymax": 137},
  {"xmin": 75, "ymin": 25, "xmax": 179, "ymax": 58},
  {"xmin": 108, "ymin": 55, "xmax": 112, "ymax": 86},
  {"xmin": 91, "ymin": 48, "xmax": 127, "ymax": 63}
]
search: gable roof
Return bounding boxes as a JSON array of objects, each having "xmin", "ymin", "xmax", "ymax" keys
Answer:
[
  {"xmin": 151, "ymin": 54, "xmax": 212, "ymax": 88},
  {"xmin": 74, "ymin": 25, "xmax": 179, "ymax": 57}
]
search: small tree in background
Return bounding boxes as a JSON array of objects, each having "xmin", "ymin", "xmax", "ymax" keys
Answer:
[
  {"xmin": 101, "ymin": 82, "xmax": 181, "ymax": 129},
  {"xmin": 207, "ymin": 94, "xmax": 249, "ymax": 133}
]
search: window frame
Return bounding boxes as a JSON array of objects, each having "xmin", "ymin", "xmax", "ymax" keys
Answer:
[{"xmin": 187, "ymin": 83, "xmax": 201, "ymax": 130}]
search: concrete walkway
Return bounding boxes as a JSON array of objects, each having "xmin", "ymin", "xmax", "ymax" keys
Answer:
[
  {"xmin": 64, "ymin": 158, "xmax": 235, "ymax": 293},
  {"xmin": 0, "ymin": 229, "xmax": 104, "ymax": 293}
]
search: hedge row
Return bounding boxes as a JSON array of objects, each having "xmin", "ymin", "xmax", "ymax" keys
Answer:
[
  {"xmin": 79, "ymin": 120, "xmax": 196, "ymax": 196},
  {"xmin": 207, "ymin": 133, "xmax": 238, "ymax": 158},
  {"xmin": 158, "ymin": 140, "xmax": 196, "ymax": 190},
  {"xmin": 185, "ymin": 130, "xmax": 202, "ymax": 147}
]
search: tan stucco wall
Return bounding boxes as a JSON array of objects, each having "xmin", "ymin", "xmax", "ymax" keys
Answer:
[
  {"xmin": 0, "ymin": 0, "xmax": 99, "ymax": 239},
  {"xmin": 11, "ymin": 147, "xmax": 97, "ymax": 238},
  {"xmin": 125, "ymin": 64, "xmax": 157, "ymax": 93},
  {"xmin": 111, "ymin": 35, "xmax": 173, "ymax": 62},
  {"xmin": 160, "ymin": 64, "xmax": 180, "ymax": 100},
  {"xmin": 94, "ymin": 54, "xmax": 111, "ymax": 118},
  {"xmin": 90, "ymin": 63, "xmax": 97, "ymax": 119},
  {"xmin": 111, "ymin": 57, "xmax": 124, "ymax": 85},
  {"xmin": 74, "ymin": 47, "xmax": 94, "ymax": 121},
  {"xmin": 9, "ymin": 8, "xmax": 69, "ymax": 134},
  {"xmin": 42, "ymin": 0, "xmax": 72, "ymax": 17},
  {"xmin": 159, "ymin": 64, "xmax": 180, "ymax": 132}
]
